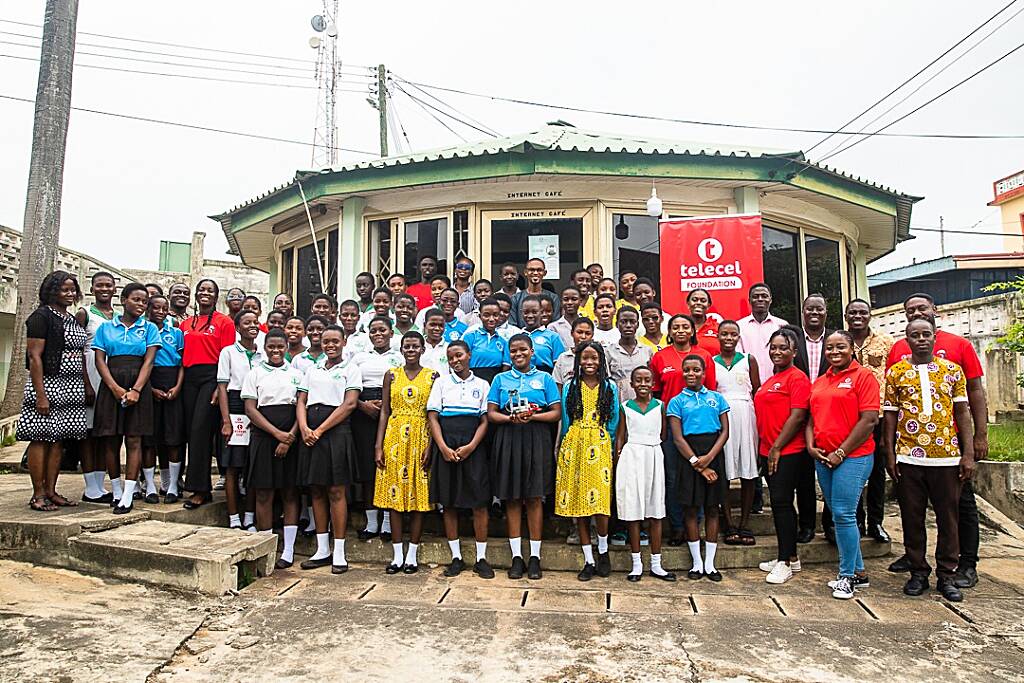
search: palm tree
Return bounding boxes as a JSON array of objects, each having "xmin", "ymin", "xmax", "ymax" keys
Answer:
[{"xmin": 2, "ymin": 0, "xmax": 79, "ymax": 417}]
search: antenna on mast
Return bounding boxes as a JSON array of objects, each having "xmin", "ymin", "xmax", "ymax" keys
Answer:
[{"xmin": 310, "ymin": 0, "xmax": 339, "ymax": 168}]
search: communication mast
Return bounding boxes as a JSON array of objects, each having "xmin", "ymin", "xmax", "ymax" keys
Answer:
[{"xmin": 310, "ymin": 0, "xmax": 339, "ymax": 168}]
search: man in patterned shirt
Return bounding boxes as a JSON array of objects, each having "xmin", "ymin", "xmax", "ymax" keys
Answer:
[{"xmin": 883, "ymin": 318, "xmax": 975, "ymax": 603}]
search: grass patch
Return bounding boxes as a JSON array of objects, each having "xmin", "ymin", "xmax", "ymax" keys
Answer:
[
  {"xmin": 1, "ymin": 434, "xmax": 15, "ymax": 447},
  {"xmin": 988, "ymin": 422, "xmax": 1024, "ymax": 462}
]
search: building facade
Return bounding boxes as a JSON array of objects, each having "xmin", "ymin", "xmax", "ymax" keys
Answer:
[
  {"xmin": 213, "ymin": 124, "xmax": 921, "ymax": 322},
  {"xmin": 989, "ymin": 168, "xmax": 1024, "ymax": 253}
]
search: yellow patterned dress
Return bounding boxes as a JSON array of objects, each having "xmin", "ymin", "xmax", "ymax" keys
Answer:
[
  {"xmin": 555, "ymin": 381, "xmax": 616, "ymax": 517},
  {"xmin": 373, "ymin": 367, "xmax": 436, "ymax": 512}
]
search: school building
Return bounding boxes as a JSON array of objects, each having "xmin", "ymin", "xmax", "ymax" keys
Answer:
[{"xmin": 211, "ymin": 122, "xmax": 921, "ymax": 324}]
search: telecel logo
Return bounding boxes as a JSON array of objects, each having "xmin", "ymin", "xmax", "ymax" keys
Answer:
[
  {"xmin": 678, "ymin": 237, "xmax": 742, "ymax": 278},
  {"xmin": 698, "ymin": 238, "xmax": 723, "ymax": 263}
]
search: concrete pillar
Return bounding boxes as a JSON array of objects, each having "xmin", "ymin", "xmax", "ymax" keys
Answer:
[
  {"xmin": 190, "ymin": 231, "xmax": 205, "ymax": 287},
  {"xmin": 734, "ymin": 187, "xmax": 760, "ymax": 214},
  {"xmin": 338, "ymin": 198, "xmax": 365, "ymax": 301},
  {"xmin": 855, "ymin": 245, "xmax": 870, "ymax": 301},
  {"xmin": 267, "ymin": 254, "xmax": 279, "ymax": 296}
]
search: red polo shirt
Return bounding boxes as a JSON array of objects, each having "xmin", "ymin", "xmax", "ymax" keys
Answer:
[
  {"xmin": 887, "ymin": 329, "xmax": 982, "ymax": 379},
  {"xmin": 809, "ymin": 361, "xmax": 880, "ymax": 457},
  {"xmin": 753, "ymin": 365, "xmax": 811, "ymax": 456},
  {"xmin": 650, "ymin": 345, "xmax": 717, "ymax": 402},
  {"xmin": 695, "ymin": 318, "xmax": 721, "ymax": 356},
  {"xmin": 181, "ymin": 311, "xmax": 235, "ymax": 367},
  {"xmin": 406, "ymin": 282, "xmax": 433, "ymax": 311}
]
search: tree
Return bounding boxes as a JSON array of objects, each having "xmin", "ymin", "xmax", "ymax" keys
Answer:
[
  {"xmin": 984, "ymin": 276, "xmax": 1024, "ymax": 389},
  {"xmin": 2, "ymin": 0, "xmax": 79, "ymax": 417}
]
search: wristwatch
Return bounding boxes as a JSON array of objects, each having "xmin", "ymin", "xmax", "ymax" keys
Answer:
[{"xmin": 833, "ymin": 448, "xmax": 846, "ymax": 461}]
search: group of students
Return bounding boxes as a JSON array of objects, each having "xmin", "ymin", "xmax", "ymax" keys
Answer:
[{"xmin": 18, "ymin": 260, "xmax": 983, "ymax": 602}]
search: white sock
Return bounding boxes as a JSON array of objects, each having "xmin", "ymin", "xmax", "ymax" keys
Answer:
[
  {"xmin": 111, "ymin": 477, "xmax": 124, "ymax": 500},
  {"xmin": 118, "ymin": 480, "xmax": 136, "ymax": 508},
  {"xmin": 364, "ymin": 509, "xmax": 380, "ymax": 533},
  {"xmin": 333, "ymin": 538, "xmax": 346, "ymax": 566},
  {"xmin": 167, "ymin": 462, "xmax": 182, "ymax": 495},
  {"xmin": 631, "ymin": 552, "xmax": 643, "ymax": 575},
  {"xmin": 89, "ymin": 471, "xmax": 107, "ymax": 496},
  {"xmin": 509, "ymin": 537, "xmax": 522, "ymax": 559},
  {"xmin": 311, "ymin": 533, "xmax": 330, "ymax": 561},
  {"xmin": 704, "ymin": 542, "xmax": 718, "ymax": 574},
  {"xmin": 392, "ymin": 542, "xmax": 404, "ymax": 566},
  {"xmin": 281, "ymin": 525, "xmax": 297, "ymax": 563},
  {"xmin": 582, "ymin": 545, "xmax": 595, "ymax": 565},
  {"xmin": 688, "ymin": 541, "xmax": 703, "ymax": 573},
  {"xmin": 381, "ymin": 512, "xmax": 392, "ymax": 534},
  {"xmin": 82, "ymin": 472, "xmax": 99, "ymax": 498},
  {"xmin": 229, "ymin": 514, "xmax": 241, "ymax": 528},
  {"xmin": 142, "ymin": 467, "xmax": 157, "ymax": 496},
  {"xmin": 243, "ymin": 511, "xmax": 255, "ymax": 527},
  {"xmin": 475, "ymin": 541, "xmax": 487, "ymax": 562},
  {"xmin": 304, "ymin": 507, "xmax": 316, "ymax": 532},
  {"xmin": 406, "ymin": 542, "xmax": 419, "ymax": 566},
  {"xmin": 159, "ymin": 468, "xmax": 169, "ymax": 491},
  {"xmin": 597, "ymin": 534, "xmax": 609, "ymax": 554},
  {"xmin": 448, "ymin": 539, "xmax": 462, "ymax": 560},
  {"xmin": 530, "ymin": 540, "xmax": 542, "ymax": 559},
  {"xmin": 651, "ymin": 553, "xmax": 668, "ymax": 577}
]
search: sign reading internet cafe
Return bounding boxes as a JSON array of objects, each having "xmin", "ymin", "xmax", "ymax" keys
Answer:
[{"xmin": 212, "ymin": 123, "xmax": 921, "ymax": 325}]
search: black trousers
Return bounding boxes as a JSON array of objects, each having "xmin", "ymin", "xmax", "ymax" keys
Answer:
[
  {"xmin": 762, "ymin": 451, "xmax": 809, "ymax": 562},
  {"xmin": 796, "ymin": 449, "xmax": 817, "ymax": 532},
  {"xmin": 823, "ymin": 424, "xmax": 887, "ymax": 532},
  {"xmin": 897, "ymin": 463, "xmax": 961, "ymax": 580},
  {"xmin": 182, "ymin": 364, "xmax": 219, "ymax": 494},
  {"xmin": 959, "ymin": 479, "xmax": 980, "ymax": 568}
]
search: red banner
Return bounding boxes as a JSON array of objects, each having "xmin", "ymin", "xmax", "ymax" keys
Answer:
[{"xmin": 659, "ymin": 214, "xmax": 764, "ymax": 321}]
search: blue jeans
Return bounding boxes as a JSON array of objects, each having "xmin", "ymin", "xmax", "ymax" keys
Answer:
[{"xmin": 816, "ymin": 454, "xmax": 873, "ymax": 577}]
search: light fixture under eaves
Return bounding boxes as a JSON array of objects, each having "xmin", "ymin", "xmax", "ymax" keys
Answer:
[{"xmin": 646, "ymin": 185, "xmax": 663, "ymax": 217}]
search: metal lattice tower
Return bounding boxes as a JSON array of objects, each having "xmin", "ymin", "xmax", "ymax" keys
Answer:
[{"xmin": 310, "ymin": 0, "xmax": 339, "ymax": 168}]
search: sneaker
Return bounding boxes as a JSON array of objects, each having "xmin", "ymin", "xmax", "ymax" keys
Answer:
[
  {"xmin": 828, "ymin": 574, "xmax": 869, "ymax": 591},
  {"xmin": 577, "ymin": 562, "xmax": 596, "ymax": 582},
  {"xmin": 473, "ymin": 559, "xmax": 495, "ymax": 579},
  {"xmin": 765, "ymin": 562, "xmax": 794, "ymax": 584},
  {"xmin": 443, "ymin": 558, "xmax": 466, "ymax": 577},
  {"xmin": 609, "ymin": 531, "xmax": 628, "ymax": 546},
  {"xmin": 527, "ymin": 555, "xmax": 542, "ymax": 580},
  {"xmin": 639, "ymin": 530, "xmax": 650, "ymax": 546},
  {"xmin": 759, "ymin": 558, "xmax": 801, "ymax": 573},
  {"xmin": 831, "ymin": 575, "xmax": 855, "ymax": 600},
  {"xmin": 507, "ymin": 556, "xmax": 526, "ymax": 579},
  {"xmin": 596, "ymin": 551, "xmax": 611, "ymax": 578},
  {"xmin": 566, "ymin": 528, "xmax": 581, "ymax": 545},
  {"xmin": 213, "ymin": 476, "xmax": 226, "ymax": 491}
]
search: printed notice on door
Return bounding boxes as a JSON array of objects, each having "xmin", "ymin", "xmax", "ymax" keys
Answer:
[{"xmin": 528, "ymin": 234, "xmax": 560, "ymax": 279}]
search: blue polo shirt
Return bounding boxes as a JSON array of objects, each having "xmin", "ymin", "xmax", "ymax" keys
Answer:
[
  {"xmin": 462, "ymin": 328, "xmax": 510, "ymax": 369},
  {"xmin": 527, "ymin": 328, "xmax": 565, "ymax": 369},
  {"xmin": 153, "ymin": 319, "xmax": 184, "ymax": 367},
  {"xmin": 444, "ymin": 318, "xmax": 469, "ymax": 343},
  {"xmin": 487, "ymin": 367, "xmax": 560, "ymax": 413},
  {"xmin": 92, "ymin": 315, "xmax": 161, "ymax": 358},
  {"xmin": 667, "ymin": 386, "xmax": 730, "ymax": 435}
]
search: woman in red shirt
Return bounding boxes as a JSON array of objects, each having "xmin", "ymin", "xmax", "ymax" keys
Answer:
[
  {"xmin": 651, "ymin": 314, "xmax": 716, "ymax": 403},
  {"xmin": 180, "ymin": 279, "xmax": 236, "ymax": 508},
  {"xmin": 807, "ymin": 330, "xmax": 880, "ymax": 599},
  {"xmin": 686, "ymin": 288, "xmax": 720, "ymax": 356},
  {"xmin": 753, "ymin": 327, "xmax": 810, "ymax": 585}
]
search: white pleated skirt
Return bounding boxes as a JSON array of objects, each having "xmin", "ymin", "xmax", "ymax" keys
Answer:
[
  {"xmin": 614, "ymin": 442, "xmax": 665, "ymax": 521},
  {"xmin": 723, "ymin": 398, "xmax": 758, "ymax": 480}
]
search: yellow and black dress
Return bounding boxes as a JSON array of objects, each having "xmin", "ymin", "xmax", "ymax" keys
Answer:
[
  {"xmin": 373, "ymin": 367, "xmax": 436, "ymax": 512},
  {"xmin": 555, "ymin": 380, "xmax": 620, "ymax": 518}
]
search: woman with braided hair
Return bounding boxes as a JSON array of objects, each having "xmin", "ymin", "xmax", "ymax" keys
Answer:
[{"xmin": 556, "ymin": 341, "xmax": 620, "ymax": 581}]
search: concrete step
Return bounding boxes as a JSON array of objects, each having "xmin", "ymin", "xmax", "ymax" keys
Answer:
[
  {"xmin": 0, "ymin": 504, "xmax": 150, "ymax": 566},
  {"xmin": 67, "ymin": 521, "xmax": 277, "ymax": 595},
  {"xmin": 292, "ymin": 533, "xmax": 890, "ymax": 571}
]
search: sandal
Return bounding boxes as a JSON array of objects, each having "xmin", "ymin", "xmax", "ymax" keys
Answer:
[
  {"xmin": 723, "ymin": 528, "xmax": 743, "ymax": 545},
  {"xmin": 47, "ymin": 492, "xmax": 78, "ymax": 507},
  {"xmin": 29, "ymin": 496, "xmax": 57, "ymax": 512},
  {"xmin": 738, "ymin": 529, "xmax": 756, "ymax": 546}
]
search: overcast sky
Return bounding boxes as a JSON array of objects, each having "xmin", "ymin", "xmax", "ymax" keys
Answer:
[{"xmin": 1, "ymin": 1, "xmax": 1021, "ymax": 275}]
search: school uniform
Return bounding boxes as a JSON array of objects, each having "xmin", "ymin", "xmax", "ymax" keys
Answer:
[
  {"xmin": 461, "ymin": 327, "xmax": 510, "ymax": 383},
  {"xmin": 444, "ymin": 318, "xmax": 469, "ymax": 343},
  {"xmin": 421, "ymin": 340, "xmax": 449, "ymax": 373},
  {"xmin": 547, "ymin": 317, "xmax": 575, "ymax": 350},
  {"xmin": 413, "ymin": 307, "xmax": 467, "ymax": 330},
  {"xmin": 343, "ymin": 331, "xmax": 372, "ymax": 360},
  {"xmin": 349, "ymin": 348, "xmax": 404, "ymax": 486},
  {"xmin": 216, "ymin": 343, "xmax": 265, "ymax": 470},
  {"xmin": 592, "ymin": 327, "xmax": 621, "ymax": 346},
  {"xmin": 91, "ymin": 315, "xmax": 161, "ymax": 437},
  {"xmin": 242, "ymin": 361, "xmax": 303, "ymax": 489},
  {"xmin": 144, "ymin": 319, "xmax": 185, "ymax": 448},
  {"xmin": 525, "ymin": 328, "xmax": 565, "ymax": 374},
  {"xmin": 389, "ymin": 324, "xmax": 421, "ymax": 351},
  {"xmin": 487, "ymin": 367, "xmax": 561, "ymax": 501},
  {"xmin": 604, "ymin": 341, "xmax": 653, "ymax": 401},
  {"xmin": 616, "ymin": 399, "xmax": 666, "ymax": 521},
  {"xmin": 298, "ymin": 359, "xmax": 363, "ymax": 487},
  {"xmin": 427, "ymin": 371, "xmax": 492, "ymax": 509},
  {"xmin": 666, "ymin": 386, "xmax": 730, "ymax": 507},
  {"xmin": 290, "ymin": 349, "xmax": 324, "ymax": 375}
]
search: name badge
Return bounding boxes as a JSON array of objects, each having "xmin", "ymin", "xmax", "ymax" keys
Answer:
[{"xmin": 228, "ymin": 414, "xmax": 250, "ymax": 446}]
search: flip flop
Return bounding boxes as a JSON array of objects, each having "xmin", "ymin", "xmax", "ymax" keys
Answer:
[
  {"xmin": 739, "ymin": 529, "xmax": 756, "ymax": 546},
  {"xmin": 723, "ymin": 528, "xmax": 743, "ymax": 546},
  {"xmin": 47, "ymin": 493, "xmax": 78, "ymax": 507},
  {"xmin": 29, "ymin": 496, "xmax": 57, "ymax": 512}
]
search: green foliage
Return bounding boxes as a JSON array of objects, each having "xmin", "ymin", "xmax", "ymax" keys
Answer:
[
  {"xmin": 988, "ymin": 423, "xmax": 1024, "ymax": 462},
  {"xmin": 983, "ymin": 277, "xmax": 1024, "ymax": 388}
]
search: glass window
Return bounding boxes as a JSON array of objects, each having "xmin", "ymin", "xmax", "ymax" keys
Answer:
[
  {"xmin": 762, "ymin": 225, "xmax": 800, "ymax": 324},
  {"xmin": 280, "ymin": 247, "xmax": 294, "ymax": 301},
  {"xmin": 453, "ymin": 210, "xmax": 469, "ymax": 261},
  {"xmin": 490, "ymin": 217, "xmax": 583, "ymax": 292},
  {"xmin": 295, "ymin": 239, "xmax": 326, "ymax": 317},
  {"xmin": 804, "ymin": 234, "xmax": 843, "ymax": 326},
  {"xmin": 404, "ymin": 218, "xmax": 448, "ymax": 281},
  {"xmin": 612, "ymin": 213, "xmax": 661, "ymax": 289},
  {"xmin": 326, "ymin": 229, "xmax": 339, "ymax": 300},
  {"xmin": 370, "ymin": 218, "xmax": 392, "ymax": 285}
]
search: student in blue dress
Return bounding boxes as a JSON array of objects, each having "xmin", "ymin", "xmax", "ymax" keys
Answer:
[
  {"xmin": 666, "ymin": 354, "xmax": 731, "ymax": 582},
  {"xmin": 92, "ymin": 283, "xmax": 161, "ymax": 514},
  {"xmin": 242, "ymin": 328, "xmax": 304, "ymax": 569},
  {"xmin": 487, "ymin": 333, "xmax": 562, "ymax": 581},
  {"xmin": 143, "ymin": 294, "xmax": 185, "ymax": 503},
  {"xmin": 519, "ymin": 295, "xmax": 565, "ymax": 374},
  {"xmin": 216, "ymin": 310, "xmax": 263, "ymax": 530},
  {"xmin": 462, "ymin": 298, "xmax": 510, "ymax": 383},
  {"xmin": 438, "ymin": 288, "xmax": 469, "ymax": 342}
]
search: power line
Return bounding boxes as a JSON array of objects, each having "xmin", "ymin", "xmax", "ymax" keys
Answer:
[
  {"xmin": 393, "ymin": 74, "xmax": 501, "ymax": 137},
  {"xmin": 910, "ymin": 226, "xmax": 1018, "ymax": 237},
  {"xmin": 393, "ymin": 81, "xmax": 497, "ymax": 138},
  {"xmin": 0, "ymin": 93, "xmax": 378, "ymax": 155},
  {"xmin": 396, "ymin": 84, "xmax": 467, "ymax": 142}
]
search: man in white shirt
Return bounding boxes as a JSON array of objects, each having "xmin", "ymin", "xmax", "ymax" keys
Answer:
[{"xmin": 738, "ymin": 283, "xmax": 787, "ymax": 382}]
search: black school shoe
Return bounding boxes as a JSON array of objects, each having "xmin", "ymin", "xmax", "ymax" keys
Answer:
[
  {"xmin": 627, "ymin": 573, "xmax": 642, "ymax": 583},
  {"xmin": 385, "ymin": 563, "xmax": 401, "ymax": 575},
  {"xmin": 163, "ymin": 492, "xmax": 179, "ymax": 504},
  {"xmin": 867, "ymin": 524, "xmax": 891, "ymax": 543},
  {"xmin": 937, "ymin": 579, "xmax": 963, "ymax": 602},
  {"xmin": 508, "ymin": 556, "xmax": 526, "ymax": 579},
  {"xmin": 687, "ymin": 569, "xmax": 704, "ymax": 581},
  {"xmin": 332, "ymin": 564, "xmax": 348, "ymax": 575},
  {"xmin": 903, "ymin": 574, "xmax": 929, "ymax": 596},
  {"xmin": 596, "ymin": 552, "xmax": 611, "ymax": 578},
  {"xmin": 527, "ymin": 556, "xmax": 542, "ymax": 580},
  {"xmin": 274, "ymin": 558, "xmax": 293, "ymax": 570},
  {"xmin": 402, "ymin": 563, "xmax": 418, "ymax": 575},
  {"xmin": 444, "ymin": 558, "xmax": 466, "ymax": 577},
  {"xmin": 889, "ymin": 555, "xmax": 912, "ymax": 573},
  {"xmin": 81, "ymin": 492, "xmax": 113, "ymax": 504},
  {"xmin": 953, "ymin": 566, "xmax": 978, "ymax": 589},
  {"xmin": 577, "ymin": 563, "xmax": 596, "ymax": 582},
  {"xmin": 473, "ymin": 559, "xmax": 495, "ymax": 579},
  {"xmin": 112, "ymin": 503, "xmax": 133, "ymax": 515},
  {"xmin": 300, "ymin": 556, "xmax": 332, "ymax": 570},
  {"xmin": 357, "ymin": 529, "xmax": 379, "ymax": 541},
  {"xmin": 649, "ymin": 570, "xmax": 678, "ymax": 582},
  {"xmin": 705, "ymin": 570, "xmax": 723, "ymax": 582},
  {"xmin": 144, "ymin": 493, "xmax": 160, "ymax": 504},
  {"xmin": 797, "ymin": 528, "xmax": 815, "ymax": 544}
]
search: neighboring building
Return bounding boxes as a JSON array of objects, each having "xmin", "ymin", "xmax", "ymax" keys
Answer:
[
  {"xmin": 989, "ymin": 168, "xmax": 1024, "ymax": 252},
  {"xmin": 868, "ymin": 252, "xmax": 1024, "ymax": 309},
  {"xmin": 211, "ymin": 123, "xmax": 921, "ymax": 323}
]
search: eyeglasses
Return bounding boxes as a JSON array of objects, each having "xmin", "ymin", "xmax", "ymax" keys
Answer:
[{"xmin": 455, "ymin": 263, "xmax": 473, "ymax": 271}]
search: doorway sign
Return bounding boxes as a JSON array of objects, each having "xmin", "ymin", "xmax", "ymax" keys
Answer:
[{"xmin": 659, "ymin": 214, "xmax": 764, "ymax": 321}]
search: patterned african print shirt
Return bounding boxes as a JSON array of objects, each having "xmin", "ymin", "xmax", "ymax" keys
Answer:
[
  {"xmin": 854, "ymin": 328, "xmax": 894, "ymax": 403},
  {"xmin": 883, "ymin": 357, "xmax": 967, "ymax": 467}
]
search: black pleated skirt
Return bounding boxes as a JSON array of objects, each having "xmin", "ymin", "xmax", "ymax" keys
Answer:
[
  {"xmin": 248, "ymin": 404, "xmax": 298, "ymax": 489},
  {"xmin": 299, "ymin": 403, "xmax": 358, "ymax": 487},
  {"xmin": 471, "ymin": 366, "xmax": 502, "ymax": 384},
  {"xmin": 93, "ymin": 356, "xmax": 154, "ymax": 437},
  {"xmin": 144, "ymin": 365, "xmax": 184, "ymax": 447},
  {"xmin": 429, "ymin": 415, "xmax": 490, "ymax": 509},
  {"xmin": 490, "ymin": 419, "xmax": 554, "ymax": 501},
  {"xmin": 218, "ymin": 390, "xmax": 249, "ymax": 470},
  {"xmin": 672, "ymin": 431, "xmax": 726, "ymax": 507},
  {"xmin": 350, "ymin": 387, "xmax": 382, "ymax": 485}
]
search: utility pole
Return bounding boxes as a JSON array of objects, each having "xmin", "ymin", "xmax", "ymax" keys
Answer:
[
  {"xmin": 2, "ymin": 0, "xmax": 79, "ymax": 417},
  {"xmin": 377, "ymin": 64, "xmax": 388, "ymax": 157},
  {"xmin": 939, "ymin": 215, "xmax": 946, "ymax": 257}
]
